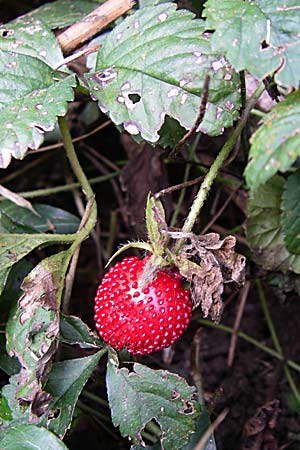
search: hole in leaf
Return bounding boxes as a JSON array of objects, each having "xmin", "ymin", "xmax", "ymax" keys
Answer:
[
  {"xmin": 261, "ymin": 40, "xmax": 269, "ymax": 49},
  {"xmin": 48, "ymin": 408, "xmax": 61, "ymax": 420},
  {"xmin": 128, "ymin": 93, "xmax": 141, "ymax": 104},
  {"xmin": 1, "ymin": 29, "xmax": 13, "ymax": 37}
]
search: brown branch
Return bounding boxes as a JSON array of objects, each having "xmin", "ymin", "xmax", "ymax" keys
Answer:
[
  {"xmin": 57, "ymin": 0, "xmax": 135, "ymax": 54},
  {"xmin": 227, "ymin": 281, "xmax": 251, "ymax": 368},
  {"xmin": 172, "ymin": 74, "xmax": 210, "ymax": 156}
]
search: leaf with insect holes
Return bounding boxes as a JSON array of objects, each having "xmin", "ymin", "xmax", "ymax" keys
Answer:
[
  {"xmin": 106, "ymin": 351, "xmax": 201, "ymax": 450},
  {"xmin": 29, "ymin": 0, "xmax": 105, "ymax": 30},
  {"xmin": 203, "ymin": 0, "xmax": 300, "ymax": 88},
  {"xmin": 85, "ymin": 3, "xmax": 241, "ymax": 144},
  {"xmin": 281, "ymin": 170, "xmax": 300, "ymax": 255},
  {"xmin": 0, "ymin": 50, "xmax": 75, "ymax": 168},
  {"xmin": 0, "ymin": 375, "xmax": 30, "ymax": 430},
  {"xmin": 245, "ymin": 92, "xmax": 300, "ymax": 190},
  {"xmin": 0, "ymin": 425, "xmax": 69, "ymax": 450},
  {"xmin": 5, "ymin": 251, "xmax": 71, "ymax": 418},
  {"xmin": 0, "ymin": 15, "xmax": 64, "ymax": 67},
  {"xmin": 44, "ymin": 352, "xmax": 103, "ymax": 438},
  {"xmin": 0, "ymin": 201, "xmax": 80, "ymax": 234},
  {"xmin": 246, "ymin": 175, "xmax": 300, "ymax": 274}
]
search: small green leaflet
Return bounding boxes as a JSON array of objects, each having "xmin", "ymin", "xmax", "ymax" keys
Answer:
[
  {"xmin": 106, "ymin": 351, "xmax": 201, "ymax": 450},
  {"xmin": 245, "ymin": 92, "xmax": 300, "ymax": 190},
  {"xmin": 86, "ymin": 3, "xmax": 241, "ymax": 144},
  {"xmin": 246, "ymin": 175, "xmax": 300, "ymax": 274},
  {"xmin": 281, "ymin": 171, "xmax": 300, "ymax": 254},
  {"xmin": 203, "ymin": 0, "xmax": 300, "ymax": 87}
]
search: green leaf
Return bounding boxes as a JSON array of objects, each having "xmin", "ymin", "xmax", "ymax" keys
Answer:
[
  {"xmin": 106, "ymin": 351, "xmax": 201, "ymax": 450},
  {"xmin": 44, "ymin": 352, "xmax": 103, "ymax": 438},
  {"xmin": 0, "ymin": 267, "xmax": 11, "ymax": 297},
  {"xmin": 0, "ymin": 51, "xmax": 75, "ymax": 168},
  {"xmin": 0, "ymin": 336, "xmax": 21, "ymax": 377},
  {"xmin": 0, "ymin": 233, "xmax": 72, "ymax": 272},
  {"xmin": 85, "ymin": 3, "xmax": 241, "ymax": 144},
  {"xmin": 0, "ymin": 201, "xmax": 80, "ymax": 234},
  {"xmin": 0, "ymin": 425, "xmax": 69, "ymax": 449},
  {"xmin": 6, "ymin": 251, "xmax": 71, "ymax": 416},
  {"xmin": 60, "ymin": 314, "xmax": 102, "ymax": 349},
  {"xmin": 281, "ymin": 170, "xmax": 300, "ymax": 254},
  {"xmin": 29, "ymin": 0, "xmax": 105, "ymax": 30},
  {"xmin": 246, "ymin": 175, "xmax": 300, "ymax": 274},
  {"xmin": 245, "ymin": 92, "xmax": 300, "ymax": 190},
  {"xmin": 0, "ymin": 15, "xmax": 64, "ymax": 67},
  {"xmin": 203, "ymin": 0, "xmax": 300, "ymax": 87}
]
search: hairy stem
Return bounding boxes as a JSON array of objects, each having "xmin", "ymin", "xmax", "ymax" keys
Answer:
[{"xmin": 58, "ymin": 116, "xmax": 98, "ymax": 308}]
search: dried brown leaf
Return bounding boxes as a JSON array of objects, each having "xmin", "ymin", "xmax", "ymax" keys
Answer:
[
  {"xmin": 170, "ymin": 232, "xmax": 246, "ymax": 320},
  {"xmin": 7, "ymin": 252, "xmax": 69, "ymax": 420}
]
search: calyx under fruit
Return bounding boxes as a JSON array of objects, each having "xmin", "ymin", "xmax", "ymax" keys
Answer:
[{"xmin": 94, "ymin": 256, "xmax": 192, "ymax": 355}]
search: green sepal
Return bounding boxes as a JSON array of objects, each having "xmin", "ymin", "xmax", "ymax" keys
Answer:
[
  {"xmin": 105, "ymin": 242, "xmax": 152, "ymax": 268},
  {"xmin": 145, "ymin": 194, "xmax": 168, "ymax": 256}
]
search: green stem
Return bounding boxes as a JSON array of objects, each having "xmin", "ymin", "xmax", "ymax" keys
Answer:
[
  {"xmin": 256, "ymin": 279, "xmax": 300, "ymax": 405},
  {"xmin": 7, "ymin": 173, "xmax": 119, "ymax": 200},
  {"xmin": 58, "ymin": 116, "xmax": 93, "ymax": 200},
  {"xmin": 175, "ymin": 82, "xmax": 265, "ymax": 248},
  {"xmin": 58, "ymin": 116, "xmax": 98, "ymax": 309},
  {"xmin": 197, "ymin": 318, "xmax": 300, "ymax": 375},
  {"xmin": 58, "ymin": 116, "xmax": 97, "ymax": 248}
]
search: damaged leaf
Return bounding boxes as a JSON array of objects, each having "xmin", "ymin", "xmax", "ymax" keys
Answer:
[
  {"xmin": 44, "ymin": 352, "xmax": 104, "ymax": 438},
  {"xmin": 5, "ymin": 251, "xmax": 71, "ymax": 420},
  {"xmin": 203, "ymin": 0, "xmax": 300, "ymax": 87},
  {"xmin": 0, "ymin": 50, "xmax": 75, "ymax": 168},
  {"xmin": 247, "ymin": 175, "xmax": 300, "ymax": 274},
  {"xmin": 169, "ymin": 232, "xmax": 245, "ymax": 321},
  {"xmin": 0, "ymin": 375, "xmax": 30, "ymax": 430},
  {"xmin": 86, "ymin": 3, "xmax": 241, "ymax": 143},
  {"xmin": 241, "ymin": 400, "xmax": 280, "ymax": 450},
  {"xmin": 245, "ymin": 92, "xmax": 300, "ymax": 190},
  {"xmin": 106, "ymin": 350, "xmax": 201, "ymax": 450}
]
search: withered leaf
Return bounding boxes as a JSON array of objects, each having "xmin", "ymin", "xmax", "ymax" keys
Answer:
[
  {"xmin": 6, "ymin": 251, "xmax": 71, "ymax": 420},
  {"xmin": 170, "ymin": 232, "xmax": 246, "ymax": 321}
]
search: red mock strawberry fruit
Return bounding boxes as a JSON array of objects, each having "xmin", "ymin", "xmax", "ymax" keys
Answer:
[{"xmin": 94, "ymin": 256, "xmax": 192, "ymax": 355}]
